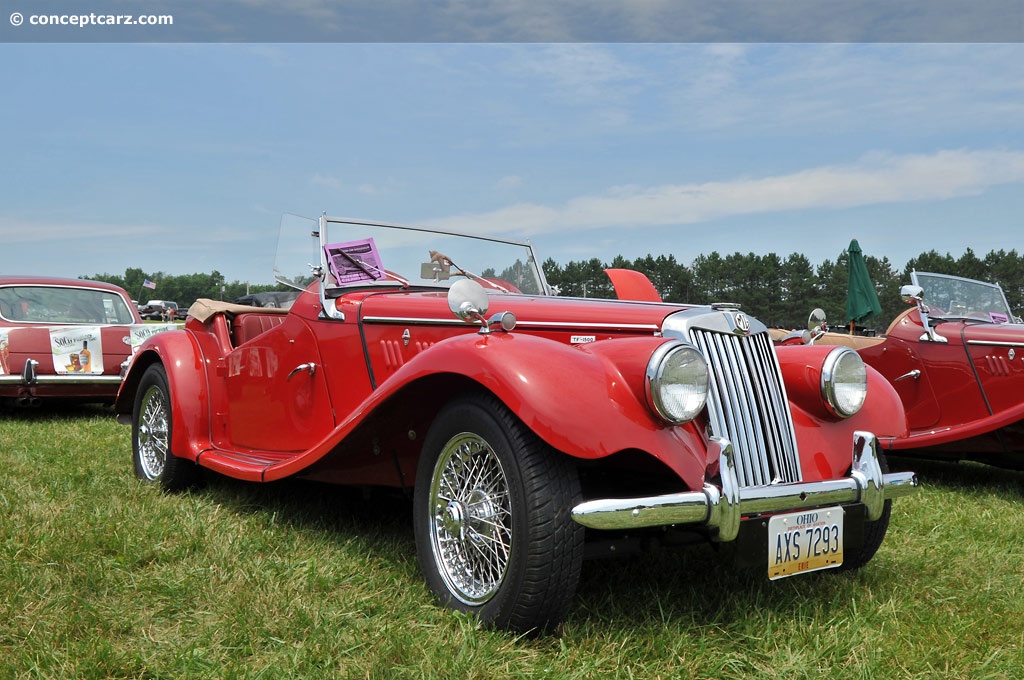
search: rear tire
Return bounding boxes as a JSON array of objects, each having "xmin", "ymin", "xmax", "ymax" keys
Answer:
[
  {"xmin": 414, "ymin": 394, "xmax": 584, "ymax": 633},
  {"xmin": 132, "ymin": 364, "xmax": 199, "ymax": 492}
]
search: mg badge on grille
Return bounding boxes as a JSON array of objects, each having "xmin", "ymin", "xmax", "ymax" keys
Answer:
[{"xmin": 733, "ymin": 312, "xmax": 750, "ymax": 334}]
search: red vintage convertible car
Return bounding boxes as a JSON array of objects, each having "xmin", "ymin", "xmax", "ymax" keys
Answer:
[
  {"xmin": 115, "ymin": 215, "xmax": 917, "ymax": 632},
  {"xmin": 0, "ymin": 276, "xmax": 165, "ymax": 407},
  {"xmin": 781, "ymin": 272, "xmax": 1024, "ymax": 468}
]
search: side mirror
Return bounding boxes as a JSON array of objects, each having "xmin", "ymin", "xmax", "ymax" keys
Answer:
[
  {"xmin": 807, "ymin": 308, "xmax": 827, "ymax": 334},
  {"xmin": 447, "ymin": 279, "xmax": 516, "ymax": 335},
  {"xmin": 899, "ymin": 284, "xmax": 946, "ymax": 343},
  {"xmin": 448, "ymin": 279, "xmax": 489, "ymax": 321},
  {"xmin": 805, "ymin": 308, "xmax": 828, "ymax": 345},
  {"xmin": 900, "ymin": 285, "xmax": 924, "ymax": 305}
]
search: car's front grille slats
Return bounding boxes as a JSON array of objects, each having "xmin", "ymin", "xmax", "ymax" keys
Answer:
[{"xmin": 690, "ymin": 329, "xmax": 801, "ymax": 487}]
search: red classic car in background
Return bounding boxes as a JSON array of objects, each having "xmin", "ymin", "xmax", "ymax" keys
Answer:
[
  {"xmin": 115, "ymin": 215, "xmax": 917, "ymax": 632},
  {"xmin": 0, "ymin": 276, "xmax": 169, "ymax": 407},
  {"xmin": 783, "ymin": 272, "xmax": 1024, "ymax": 468}
]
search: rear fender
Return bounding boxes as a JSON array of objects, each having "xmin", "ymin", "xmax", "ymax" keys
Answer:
[{"xmin": 115, "ymin": 329, "xmax": 211, "ymax": 462}]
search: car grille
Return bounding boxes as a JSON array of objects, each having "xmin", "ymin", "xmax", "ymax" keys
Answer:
[{"xmin": 688, "ymin": 328, "xmax": 802, "ymax": 487}]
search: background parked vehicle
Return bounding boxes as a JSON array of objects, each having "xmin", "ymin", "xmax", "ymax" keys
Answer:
[
  {"xmin": 232, "ymin": 291, "xmax": 299, "ymax": 309},
  {"xmin": 1, "ymin": 276, "xmax": 146, "ymax": 406},
  {"xmin": 117, "ymin": 215, "xmax": 917, "ymax": 633},
  {"xmin": 138, "ymin": 300, "xmax": 180, "ymax": 321},
  {"xmin": 780, "ymin": 271, "xmax": 1024, "ymax": 469}
]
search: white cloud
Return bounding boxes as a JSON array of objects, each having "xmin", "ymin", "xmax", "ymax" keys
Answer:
[
  {"xmin": 311, "ymin": 173, "xmax": 344, "ymax": 189},
  {"xmin": 514, "ymin": 44, "xmax": 647, "ymax": 103},
  {"xmin": 495, "ymin": 175, "xmax": 523, "ymax": 189},
  {"xmin": 0, "ymin": 219, "xmax": 164, "ymax": 244},
  {"xmin": 426, "ymin": 149, "xmax": 1024, "ymax": 236}
]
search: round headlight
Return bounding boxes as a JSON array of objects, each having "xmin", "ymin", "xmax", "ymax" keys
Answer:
[
  {"xmin": 645, "ymin": 342, "xmax": 709, "ymax": 424},
  {"xmin": 821, "ymin": 347, "xmax": 867, "ymax": 417}
]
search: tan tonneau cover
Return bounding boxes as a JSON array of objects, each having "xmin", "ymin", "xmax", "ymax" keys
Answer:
[{"xmin": 187, "ymin": 298, "xmax": 289, "ymax": 323}]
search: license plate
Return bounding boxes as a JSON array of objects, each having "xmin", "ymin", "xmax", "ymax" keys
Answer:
[{"xmin": 768, "ymin": 507, "xmax": 844, "ymax": 580}]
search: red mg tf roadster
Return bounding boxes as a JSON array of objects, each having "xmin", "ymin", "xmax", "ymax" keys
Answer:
[{"xmin": 116, "ymin": 215, "xmax": 917, "ymax": 632}]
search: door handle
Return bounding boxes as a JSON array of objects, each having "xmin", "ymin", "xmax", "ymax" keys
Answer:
[
  {"xmin": 894, "ymin": 369, "xmax": 921, "ymax": 382},
  {"xmin": 287, "ymin": 362, "xmax": 317, "ymax": 380}
]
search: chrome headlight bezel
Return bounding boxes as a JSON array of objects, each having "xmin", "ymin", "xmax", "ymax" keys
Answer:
[
  {"xmin": 821, "ymin": 346, "xmax": 868, "ymax": 418},
  {"xmin": 645, "ymin": 341, "xmax": 709, "ymax": 424}
]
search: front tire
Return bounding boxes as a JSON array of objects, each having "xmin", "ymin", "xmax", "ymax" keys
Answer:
[
  {"xmin": 132, "ymin": 363, "xmax": 199, "ymax": 491},
  {"xmin": 414, "ymin": 394, "xmax": 584, "ymax": 633}
]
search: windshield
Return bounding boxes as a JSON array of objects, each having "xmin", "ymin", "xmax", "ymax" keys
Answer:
[
  {"xmin": 275, "ymin": 215, "xmax": 549, "ymax": 296},
  {"xmin": 0, "ymin": 285, "xmax": 137, "ymax": 325},
  {"xmin": 911, "ymin": 271, "xmax": 1016, "ymax": 323}
]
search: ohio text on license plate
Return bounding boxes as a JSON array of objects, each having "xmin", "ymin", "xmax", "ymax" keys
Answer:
[{"xmin": 768, "ymin": 507, "xmax": 844, "ymax": 580}]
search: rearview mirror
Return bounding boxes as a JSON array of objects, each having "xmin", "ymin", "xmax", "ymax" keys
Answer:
[{"xmin": 421, "ymin": 262, "xmax": 451, "ymax": 281}]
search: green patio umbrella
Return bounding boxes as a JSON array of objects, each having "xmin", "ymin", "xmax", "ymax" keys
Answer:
[{"xmin": 845, "ymin": 238, "xmax": 882, "ymax": 333}]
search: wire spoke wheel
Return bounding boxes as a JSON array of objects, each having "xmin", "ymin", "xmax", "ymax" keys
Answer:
[
  {"xmin": 429, "ymin": 432, "xmax": 512, "ymax": 605},
  {"xmin": 131, "ymin": 364, "xmax": 198, "ymax": 491},
  {"xmin": 414, "ymin": 394, "xmax": 584, "ymax": 633},
  {"xmin": 136, "ymin": 383, "xmax": 170, "ymax": 481}
]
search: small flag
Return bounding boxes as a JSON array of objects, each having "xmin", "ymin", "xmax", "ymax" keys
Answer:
[{"xmin": 143, "ymin": 279, "xmax": 157, "ymax": 290}]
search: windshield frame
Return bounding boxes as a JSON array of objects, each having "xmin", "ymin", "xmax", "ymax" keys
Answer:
[
  {"xmin": 274, "ymin": 214, "xmax": 553, "ymax": 299},
  {"xmin": 910, "ymin": 270, "xmax": 1016, "ymax": 324}
]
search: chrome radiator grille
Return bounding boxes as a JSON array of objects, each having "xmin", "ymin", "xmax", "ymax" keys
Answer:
[{"xmin": 689, "ymin": 329, "xmax": 802, "ymax": 487}]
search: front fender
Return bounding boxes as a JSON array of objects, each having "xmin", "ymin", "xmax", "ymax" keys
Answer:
[
  {"xmin": 115, "ymin": 329, "xmax": 210, "ymax": 462},
  {"xmin": 776, "ymin": 344, "xmax": 908, "ymax": 480},
  {"xmin": 364, "ymin": 332, "xmax": 712, "ymax": 489}
]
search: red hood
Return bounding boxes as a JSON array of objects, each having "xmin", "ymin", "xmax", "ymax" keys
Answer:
[{"xmin": 355, "ymin": 290, "xmax": 694, "ymax": 335}]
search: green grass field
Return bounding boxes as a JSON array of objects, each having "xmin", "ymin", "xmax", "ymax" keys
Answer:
[{"xmin": 2, "ymin": 405, "xmax": 1022, "ymax": 679}]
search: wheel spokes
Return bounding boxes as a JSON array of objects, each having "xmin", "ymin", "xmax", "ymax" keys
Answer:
[
  {"xmin": 429, "ymin": 434, "xmax": 512, "ymax": 605},
  {"xmin": 138, "ymin": 386, "xmax": 169, "ymax": 479}
]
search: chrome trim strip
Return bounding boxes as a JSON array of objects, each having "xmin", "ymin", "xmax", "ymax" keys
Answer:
[
  {"xmin": 362, "ymin": 316, "xmax": 480, "ymax": 326},
  {"xmin": 965, "ymin": 340, "xmax": 1024, "ymax": 347},
  {"xmin": 514, "ymin": 320, "xmax": 660, "ymax": 331},
  {"xmin": 570, "ymin": 432, "xmax": 918, "ymax": 534},
  {"xmin": 0, "ymin": 374, "xmax": 123, "ymax": 385},
  {"xmin": 361, "ymin": 316, "xmax": 660, "ymax": 332}
]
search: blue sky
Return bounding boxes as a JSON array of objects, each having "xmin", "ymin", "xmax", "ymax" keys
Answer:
[{"xmin": 2, "ymin": 41, "xmax": 1023, "ymax": 286}]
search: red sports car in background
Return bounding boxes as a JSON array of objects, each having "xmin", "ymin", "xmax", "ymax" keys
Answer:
[
  {"xmin": 0, "ymin": 276, "xmax": 168, "ymax": 407},
  {"xmin": 116, "ymin": 215, "xmax": 917, "ymax": 632},
  {"xmin": 780, "ymin": 271, "xmax": 1024, "ymax": 468}
]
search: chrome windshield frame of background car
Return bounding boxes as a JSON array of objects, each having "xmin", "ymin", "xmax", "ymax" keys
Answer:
[{"xmin": 910, "ymin": 270, "xmax": 1016, "ymax": 324}]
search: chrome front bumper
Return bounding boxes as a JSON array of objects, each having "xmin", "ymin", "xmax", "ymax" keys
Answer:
[{"xmin": 571, "ymin": 431, "xmax": 918, "ymax": 542}]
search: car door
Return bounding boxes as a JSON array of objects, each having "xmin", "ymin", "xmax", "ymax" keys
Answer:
[
  {"xmin": 859, "ymin": 337, "xmax": 942, "ymax": 431},
  {"xmin": 223, "ymin": 315, "xmax": 334, "ymax": 453}
]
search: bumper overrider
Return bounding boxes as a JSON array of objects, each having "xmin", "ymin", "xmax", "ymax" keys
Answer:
[{"xmin": 571, "ymin": 431, "xmax": 918, "ymax": 541}]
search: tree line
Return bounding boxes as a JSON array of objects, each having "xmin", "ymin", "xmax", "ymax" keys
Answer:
[
  {"xmin": 86, "ymin": 246, "xmax": 1024, "ymax": 332},
  {"xmin": 542, "ymin": 247, "xmax": 1024, "ymax": 331},
  {"xmin": 83, "ymin": 267, "xmax": 283, "ymax": 309}
]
